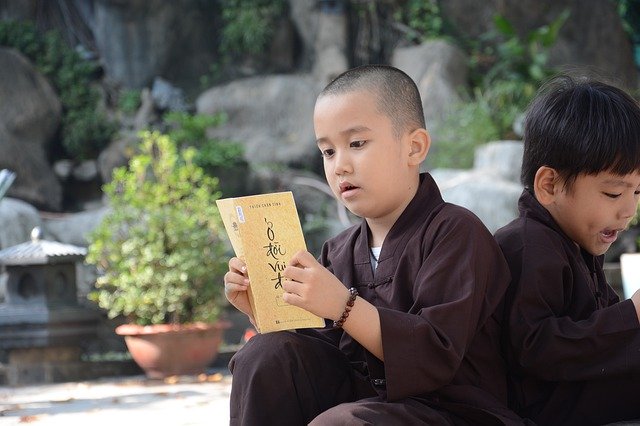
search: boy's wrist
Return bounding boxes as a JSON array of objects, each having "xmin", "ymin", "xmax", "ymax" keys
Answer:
[{"xmin": 333, "ymin": 287, "xmax": 358, "ymax": 328}]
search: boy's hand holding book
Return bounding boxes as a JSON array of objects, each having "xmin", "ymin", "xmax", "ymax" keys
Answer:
[
  {"xmin": 217, "ymin": 192, "xmax": 325, "ymax": 333},
  {"xmin": 282, "ymin": 250, "xmax": 352, "ymax": 322},
  {"xmin": 224, "ymin": 257, "xmax": 256, "ymax": 326}
]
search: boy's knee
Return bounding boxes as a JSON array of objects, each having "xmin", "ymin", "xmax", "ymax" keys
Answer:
[{"xmin": 229, "ymin": 331, "xmax": 312, "ymax": 374}]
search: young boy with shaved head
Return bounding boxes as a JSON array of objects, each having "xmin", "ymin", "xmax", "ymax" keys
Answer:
[{"xmin": 224, "ymin": 64, "xmax": 523, "ymax": 425}]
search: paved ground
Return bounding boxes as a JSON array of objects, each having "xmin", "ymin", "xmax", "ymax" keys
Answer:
[{"xmin": 0, "ymin": 370, "xmax": 232, "ymax": 425}]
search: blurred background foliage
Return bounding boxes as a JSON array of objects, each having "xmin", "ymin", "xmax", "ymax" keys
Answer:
[
  {"xmin": 0, "ymin": 19, "xmax": 116, "ymax": 160},
  {"xmin": 0, "ymin": 0, "xmax": 638, "ymax": 170}
]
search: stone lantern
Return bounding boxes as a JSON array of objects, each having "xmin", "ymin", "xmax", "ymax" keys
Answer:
[{"xmin": 0, "ymin": 227, "xmax": 98, "ymax": 384}]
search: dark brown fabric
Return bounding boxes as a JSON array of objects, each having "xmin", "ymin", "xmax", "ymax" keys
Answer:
[
  {"xmin": 229, "ymin": 173, "xmax": 523, "ymax": 425},
  {"xmin": 229, "ymin": 330, "xmax": 374, "ymax": 426},
  {"xmin": 495, "ymin": 189, "xmax": 640, "ymax": 425}
]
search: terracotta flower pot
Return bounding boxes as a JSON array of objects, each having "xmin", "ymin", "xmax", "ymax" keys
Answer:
[{"xmin": 115, "ymin": 321, "xmax": 231, "ymax": 379}]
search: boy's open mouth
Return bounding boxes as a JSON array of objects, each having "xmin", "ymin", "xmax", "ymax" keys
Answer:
[
  {"xmin": 339, "ymin": 182, "xmax": 358, "ymax": 193},
  {"xmin": 600, "ymin": 229, "xmax": 618, "ymax": 242}
]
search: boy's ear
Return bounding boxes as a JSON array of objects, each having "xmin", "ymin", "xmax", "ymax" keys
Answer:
[
  {"xmin": 533, "ymin": 166, "xmax": 561, "ymax": 205},
  {"xmin": 407, "ymin": 128, "xmax": 430, "ymax": 166}
]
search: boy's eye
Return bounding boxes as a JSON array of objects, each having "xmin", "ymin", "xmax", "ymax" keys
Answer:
[
  {"xmin": 604, "ymin": 192, "xmax": 622, "ymax": 199},
  {"xmin": 320, "ymin": 149, "xmax": 335, "ymax": 158},
  {"xmin": 350, "ymin": 140, "xmax": 367, "ymax": 148}
]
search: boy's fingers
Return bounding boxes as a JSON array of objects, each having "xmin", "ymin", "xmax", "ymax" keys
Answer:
[
  {"xmin": 282, "ymin": 279, "xmax": 302, "ymax": 296},
  {"xmin": 282, "ymin": 290, "xmax": 302, "ymax": 306},
  {"xmin": 229, "ymin": 257, "xmax": 247, "ymax": 274},
  {"xmin": 224, "ymin": 271, "xmax": 249, "ymax": 290},
  {"xmin": 283, "ymin": 265, "xmax": 306, "ymax": 283},
  {"xmin": 288, "ymin": 250, "xmax": 314, "ymax": 267}
]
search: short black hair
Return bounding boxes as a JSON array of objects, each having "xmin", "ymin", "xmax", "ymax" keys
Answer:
[
  {"xmin": 319, "ymin": 64, "xmax": 426, "ymax": 138},
  {"xmin": 521, "ymin": 74, "xmax": 640, "ymax": 190}
]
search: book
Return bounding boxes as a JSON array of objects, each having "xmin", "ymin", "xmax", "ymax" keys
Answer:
[{"xmin": 216, "ymin": 191, "xmax": 325, "ymax": 333}]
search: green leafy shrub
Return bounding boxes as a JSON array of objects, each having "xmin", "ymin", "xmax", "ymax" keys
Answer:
[
  {"xmin": 430, "ymin": 91, "xmax": 500, "ymax": 169},
  {"xmin": 219, "ymin": 0, "xmax": 287, "ymax": 57},
  {"xmin": 201, "ymin": 0, "xmax": 287, "ymax": 86},
  {"xmin": 118, "ymin": 89, "xmax": 142, "ymax": 114},
  {"xmin": 0, "ymin": 20, "xmax": 116, "ymax": 159},
  {"xmin": 430, "ymin": 12, "xmax": 568, "ymax": 169},
  {"xmin": 86, "ymin": 131, "xmax": 229, "ymax": 325},
  {"xmin": 469, "ymin": 11, "xmax": 569, "ymax": 137},
  {"xmin": 163, "ymin": 111, "xmax": 244, "ymax": 172},
  {"xmin": 392, "ymin": 0, "xmax": 443, "ymax": 43}
]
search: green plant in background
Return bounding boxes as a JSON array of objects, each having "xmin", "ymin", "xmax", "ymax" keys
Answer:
[
  {"xmin": 163, "ymin": 111, "xmax": 244, "ymax": 173},
  {"xmin": 473, "ymin": 11, "xmax": 569, "ymax": 135},
  {"xmin": 118, "ymin": 89, "xmax": 142, "ymax": 114},
  {"xmin": 617, "ymin": 0, "xmax": 640, "ymax": 70},
  {"xmin": 392, "ymin": 0, "xmax": 443, "ymax": 43},
  {"xmin": 430, "ymin": 90, "xmax": 500, "ymax": 169},
  {"xmin": 219, "ymin": 0, "xmax": 287, "ymax": 57},
  {"xmin": 86, "ymin": 131, "xmax": 229, "ymax": 326},
  {"xmin": 430, "ymin": 12, "xmax": 568, "ymax": 169},
  {"xmin": 200, "ymin": 0, "xmax": 287, "ymax": 87},
  {"xmin": 0, "ymin": 20, "xmax": 116, "ymax": 160}
]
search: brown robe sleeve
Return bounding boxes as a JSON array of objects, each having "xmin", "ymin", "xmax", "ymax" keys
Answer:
[
  {"xmin": 379, "ymin": 207, "xmax": 509, "ymax": 401},
  {"xmin": 504, "ymin": 236, "xmax": 640, "ymax": 381}
]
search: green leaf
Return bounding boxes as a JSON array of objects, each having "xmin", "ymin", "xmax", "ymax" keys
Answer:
[{"xmin": 494, "ymin": 14, "xmax": 516, "ymax": 37}]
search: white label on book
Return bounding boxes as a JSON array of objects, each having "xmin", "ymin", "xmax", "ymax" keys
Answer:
[{"xmin": 236, "ymin": 206, "xmax": 245, "ymax": 223}]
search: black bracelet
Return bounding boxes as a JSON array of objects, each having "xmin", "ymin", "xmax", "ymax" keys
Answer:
[{"xmin": 333, "ymin": 287, "xmax": 358, "ymax": 328}]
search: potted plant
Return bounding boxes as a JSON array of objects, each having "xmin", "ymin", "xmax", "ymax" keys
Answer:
[{"xmin": 86, "ymin": 131, "xmax": 230, "ymax": 378}]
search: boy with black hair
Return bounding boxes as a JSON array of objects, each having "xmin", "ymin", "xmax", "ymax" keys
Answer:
[
  {"xmin": 224, "ymin": 64, "xmax": 522, "ymax": 425},
  {"xmin": 495, "ymin": 75, "xmax": 640, "ymax": 425}
]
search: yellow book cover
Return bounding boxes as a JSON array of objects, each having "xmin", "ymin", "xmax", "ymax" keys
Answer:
[{"xmin": 216, "ymin": 192, "xmax": 325, "ymax": 333}]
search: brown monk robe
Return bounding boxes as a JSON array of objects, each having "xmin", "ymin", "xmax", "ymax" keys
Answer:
[
  {"xmin": 495, "ymin": 190, "xmax": 640, "ymax": 426},
  {"xmin": 229, "ymin": 173, "xmax": 524, "ymax": 425}
]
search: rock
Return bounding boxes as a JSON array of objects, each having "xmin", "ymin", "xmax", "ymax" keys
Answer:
[
  {"xmin": 431, "ymin": 140, "xmax": 524, "ymax": 233},
  {"xmin": 313, "ymin": 8, "xmax": 349, "ymax": 84},
  {"xmin": 289, "ymin": 0, "xmax": 320, "ymax": 70},
  {"xmin": 439, "ymin": 0, "xmax": 637, "ymax": 90},
  {"xmin": 433, "ymin": 169, "xmax": 522, "ymax": 234},
  {"xmin": 91, "ymin": 0, "xmax": 219, "ymax": 92},
  {"xmin": 0, "ymin": 198, "xmax": 42, "ymax": 250},
  {"xmin": 97, "ymin": 131, "xmax": 140, "ymax": 184},
  {"xmin": 0, "ymin": 0, "xmax": 37, "ymax": 21},
  {"xmin": 133, "ymin": 88, "xmax": 158, "ymax": 132},
  {"xmin": 41, "ymin": 206, "xmax": 109, "ymax": 247},
  {"xmin": 53, "ymin": 160, "xmax": 74, "ymax": 181},
  {"xmin": 473, "ymin": 140, "xmax": 523, "ymax": 183},
  {"xmin": 73, "ymin": 160, "xmax": 99, "ymax": 182},
  {"xmin": 392, "ymin": 40, "xmax": 469, "ymax": 133},
  {"xmin": 151, "ymin": 77, "xmax": 188, "ymax": 112},
  {"xmin": 196, "ymin": 74, "xmax": 323, "ymax": 169},
  {"xmin": 0, "ymin": 48, "xmax": 63, "ymax": 211}
]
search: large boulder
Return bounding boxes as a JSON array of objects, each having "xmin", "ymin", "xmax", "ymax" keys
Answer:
[
  {"xmin": 473, "ymin": 140, "xmax": 523, "ymax": 183},
  {"xmin": 196, "ymin": 74, "xmax": 323, "ymax": 170},
  {"xmin": 432, "ymin": 141, "xmax": 524, "ymax": 233},
  {"xmin": 41, "ymin": 206, "xmax": 109, "ymax": 247},
  {"xmin": 392, "ymin": 40, "xmax": 469, "ymax": 135},
  {"xmin": 289, "ymin": 0, "xmax": 321, "ymax": 70},
  {"xmin": 313, "ymin": 7, "xmax": 349, "ymax": 85},
  {"xmin": 91, "ymin": 0, "xmax": 219, "ymax": 92},
  {"xmin": 0, "ymin": 48, "xmax": 63, "ymax": 211},
  {"xmin": 439, "ymin": 0, "xmax": 638, "ymax": 90},
  {"xmin": 0, "ymin": 198, "xmax": 42, "ymax": 250}
]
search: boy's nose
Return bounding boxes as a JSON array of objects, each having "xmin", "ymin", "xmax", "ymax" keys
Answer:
[
  {"xmin": 333, "ymin": 152, "xmax": 352, "ymax": 175},
  {"xmin": 620, "ymin": 197, "xmax": 639, "ymax": 220}
]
